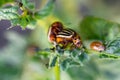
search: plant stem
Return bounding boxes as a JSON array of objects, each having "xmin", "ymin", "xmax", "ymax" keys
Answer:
[{"xmin": 53, "ymin": 58, "xmax": 60, "ymax": 80}]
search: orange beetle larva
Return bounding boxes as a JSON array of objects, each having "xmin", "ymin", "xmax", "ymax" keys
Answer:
[
  {"xmin": 48, "ymin": 21, "xmax": 82, "ymax": 49},
  {"xmin": 90, "ymin": 41, "xmax": 105, "ymax": 52}
]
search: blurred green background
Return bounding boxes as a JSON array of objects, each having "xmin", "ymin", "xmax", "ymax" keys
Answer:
[{"xmin": 1, "ymin": 0, "xmax": 120, "ymax": 80}]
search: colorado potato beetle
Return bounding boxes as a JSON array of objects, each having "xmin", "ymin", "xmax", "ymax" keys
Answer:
[
  {"xmin": 90, "ymin": 41, "xmax": 105, "ymax": 52},
  {"xmin": 48, "ymin": 22, "xmax": 63, "ymax": 44},
  {"xmin": 48, "ymin": 21, "xmax": 82, "ymax": 49}
]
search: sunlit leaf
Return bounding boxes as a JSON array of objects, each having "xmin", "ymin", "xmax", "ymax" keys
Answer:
[{"xmin": 0, "ymin": 6, "xmax": 19, "ymax": 20}]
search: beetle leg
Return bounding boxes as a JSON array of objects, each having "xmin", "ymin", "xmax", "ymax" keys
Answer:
[
  {"xmin": 70, "ymin": 43, "xmax": 76, "ymax": 50},
  {"xmin": 63, "ymin": 41, "xmax": 69, "ymax": 49},
  {"xmin": 50, "ymin": 47, "xmax": 55, "ymax": 51}
]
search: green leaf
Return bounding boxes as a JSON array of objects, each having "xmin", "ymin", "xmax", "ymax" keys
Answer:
[
  {"xmin": 67, "ymin": 55, "xmax": 120, "ymax": 80},
  {"xmin": 19, "ymin": 17, "xmax": 30, "ymax": 28},
  {"xmin": 35, "ymin": 0, "xmax": 56, "ymax": 19},
  {"xmin": 0, "ymin": 0, "xmax": 56, "ymax": 28},
  {"xmin": 35, "ymin": 49, "xmax": 50, "ymax": 57},
  {"xmin": 0, "ymin": 6, "xmax": 33, "ymax": 28},
  {"xmin": 21, "ymin": 0, "xmax": 35, "ymax": 11},
  {"xmin": 0, "ymin": 6, "xmax": 31, "ymax": 28},
  {"xmin": 0, "ymin": 6, "xmax": 19, "ymax": 20},
  {"xmin": 80, "ymin": 16, "xmax": 120, "ymax": 41},
  {"xmin": 10, "ymin": 17, "xmax": 28, "ymax": 29},
  {"xmin": 70, "ymin": 48, "xmax": 88, "ymax": 61},
  {"xmin": 60, "ymin": 49, "xmax": 88, "ymax": 70},
  {"xmin": 105, "ymin": 37, "xmax": 120, "ymax": 55},
  {"xmin": 78, "ymin": 52, "xmax": 88, "ymax": 61},
  {"xmin": 106, "ymin": 24, "xmax": 120, "ymax": 41},
  {"xmin": 49, "ymin": 56, "xmax": 57, "ymax": 67},
  {"xmin": 70, "ymin": 48, "xmax": 80, "ymax": 57},
  {"xmin": 0, "ymin": 0, "xmax": 14, "ymax": 7},
  {"xmin": 60, "ymin": 58, "xmax": 71, "ymax": 70},
  {"xmin": 11, "ymin": 15, "xmax": 37, "ymax": 29}
]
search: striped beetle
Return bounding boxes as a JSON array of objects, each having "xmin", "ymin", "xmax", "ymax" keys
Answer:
[{"xmin": 48, "ymin": 21, "xmax": 82, "ymax": 49}]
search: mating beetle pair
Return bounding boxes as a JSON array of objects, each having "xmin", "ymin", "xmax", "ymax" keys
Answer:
[{"xmin": 48, "ymin": 21, "xmax": 105, "ymax": 52}]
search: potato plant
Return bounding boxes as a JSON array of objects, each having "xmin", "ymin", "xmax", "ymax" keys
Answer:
[{"xmin": 0, "ymin": 0, "xmax": 120, "ymax": 80}]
